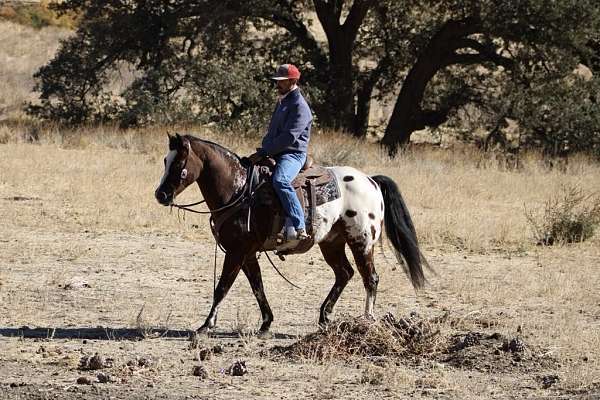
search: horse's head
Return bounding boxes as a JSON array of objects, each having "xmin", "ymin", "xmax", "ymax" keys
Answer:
[{"xmin": 154, "ymin": 133, "xmax": 202, "ymax": 206}]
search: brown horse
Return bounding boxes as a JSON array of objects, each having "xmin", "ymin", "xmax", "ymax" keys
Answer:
[{"xmin": 155, "ymin": 133, "xmax": 427, "ymax": 334}]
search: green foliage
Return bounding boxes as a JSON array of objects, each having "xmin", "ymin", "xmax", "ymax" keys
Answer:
[
  {"xmin": 398, "ymin": 0, "xmax": 600, "ymax": 150},
  {"xmin": 450, "ymin": 69, "xmax": 600, "ymax": 158},
  {"xmin": 27, "ymin": 0, "xmax": 319, "ymax": 132},
  {"xmin": 526, "ymin": 185, "xmax": 600, "ymax": 245},
  {"xmin": 513, "ymin": 77, "xmax": 600, "ymax": 158},
  {"xmin": 117, "ymin": 60, "xmax": 277, "ymax": 132},
  {"xmin": 25, "ymin": 0, "xmax": 600, "ymax": 157}
]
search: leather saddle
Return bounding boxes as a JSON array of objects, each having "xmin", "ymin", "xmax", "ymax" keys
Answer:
[{"xmin": 251, "ymin": 155, "xmax": 340, "ymax": 255}]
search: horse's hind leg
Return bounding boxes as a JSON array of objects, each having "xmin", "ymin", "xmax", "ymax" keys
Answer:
[
  {"xmin": 318, "ymin": 237, "xmax": 354, "ymax": 326},
  {"xmin": 349, "ymin": 243, "xmax": 378, "ymax": 319},
  {"xmin": 198, "ymin": 252, "xmax": 243, "ymax": 334},
  {"xmin": 242, "ymin": 254, "xmax": 273, "ymax": 334}
]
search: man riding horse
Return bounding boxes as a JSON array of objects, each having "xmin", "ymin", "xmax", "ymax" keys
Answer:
[
  {"xmin": 154, "ymin": 64, "xmax": 429, "ymax": 335},
  {"xmin": 247, "ymin": 64, "xmax": 313, "ymax": 244}
]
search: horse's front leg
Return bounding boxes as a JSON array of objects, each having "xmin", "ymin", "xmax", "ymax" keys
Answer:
[
  {"xmin": 197, "ymin": 252, "xmax": 244, "ymax": 334},
  {"xmin": 242, "ymin": 254, "xmax": 273, "ymax": 335}
]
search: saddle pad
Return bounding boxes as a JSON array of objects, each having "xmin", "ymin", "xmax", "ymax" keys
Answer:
[
  {"xmin": 292, "ymin": 165, "xmax": 334, "ymax": 188},
  {"xmin": 255, "ymin": 164, "xmax": 340, "ymax": 208},
  {"xmin": 254, "ymin": 164, "xmax": 340, "ymax": 254}
]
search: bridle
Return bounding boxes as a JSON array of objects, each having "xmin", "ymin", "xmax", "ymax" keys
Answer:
[
  {"xmin": 170, "ymin": 164, "xmax": 261, "ymax": 244},
  {"xmin": 170, "ymin": 161, "xmax": 259, "ymax": 211}
]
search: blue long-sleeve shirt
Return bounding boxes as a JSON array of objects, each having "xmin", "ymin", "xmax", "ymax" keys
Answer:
[{"xmin": 259, "ymin": 88, "xmax": 312, "ymax": 156}]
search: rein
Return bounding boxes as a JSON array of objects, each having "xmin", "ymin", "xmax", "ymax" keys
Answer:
[
  {"xmin": 170, "ymin": 167, "xmax": 251, "ymax": 215},
  {"xmin": 169, "ymin": 199, "xmax": 207, "ymax": 212},
  {"xmin": 263, "ymin": 251, "xmax": 301, "ymax": 289}
]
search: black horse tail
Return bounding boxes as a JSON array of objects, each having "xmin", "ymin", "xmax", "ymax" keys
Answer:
[{"xmin": 371, "ymin": 175, "xmax": 429, "ymax": 290}]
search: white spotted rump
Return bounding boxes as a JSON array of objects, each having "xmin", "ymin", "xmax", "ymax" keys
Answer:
[{"xmin": 312, "ymin": 166, "xmax": 384, "ymax": 251}]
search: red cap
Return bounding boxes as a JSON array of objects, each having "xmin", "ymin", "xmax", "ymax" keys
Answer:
[{"xmin": 272, "ymin": 64, "xmax": 301, "ymax": 80}]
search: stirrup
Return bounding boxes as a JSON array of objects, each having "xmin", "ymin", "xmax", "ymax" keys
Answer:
[{"xmin": 295, "ymin": 228, "xmax": 309, "ymax": 241}]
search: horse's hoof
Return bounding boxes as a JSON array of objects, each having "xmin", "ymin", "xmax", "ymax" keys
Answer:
[
  {"xmin": 318, "ymin": 321, "xmax": 330, "ymax": 331},
  {"xmin": 189, "ymin": 332, "xmax": 205, "ymax": 348},
  {"xmin": 196, "ymin": 326, "xmax": 212, "ymax": 337},
  {"xmin": 256, "ymin": 330, "xmax": 273, "ymax": 340},
  {"xmin": 363, "ymin": 313, "xmax": 376, "ymax": 322}
]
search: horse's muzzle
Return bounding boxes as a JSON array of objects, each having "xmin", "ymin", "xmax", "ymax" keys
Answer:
[{"xmin": 155, "ymin": 189, "xmax": 172, "ymax": 206}]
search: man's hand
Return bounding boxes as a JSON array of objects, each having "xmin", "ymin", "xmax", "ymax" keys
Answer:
[{"xmin": 247, "ymin": 151, "xmax": 263, "ymax": 164}]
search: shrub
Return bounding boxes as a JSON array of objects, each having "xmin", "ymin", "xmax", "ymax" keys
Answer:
[
  {"xmin": 0, "ymin": 2, "xmax": 76, "ymax": 29},
  {"xmin": 526, "ymin": 185, "xmax": 600, "ymax": 245}
]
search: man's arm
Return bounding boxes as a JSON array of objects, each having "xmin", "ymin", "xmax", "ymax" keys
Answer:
[{"xmin": 259, "ymin": 103, "xmax": 311, "ymax": 156}]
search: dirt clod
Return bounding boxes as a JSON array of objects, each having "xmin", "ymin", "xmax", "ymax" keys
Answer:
[
  {"xmin": 502, "ymin": 338, "xmax": 526, "ymax": 353},
  {"xmin": 96, "ymin": 372, "xmax": 112, "ymax": 383},
  {"xmin": 63, "ymin": 277, "xmax": 91, "ymax": 290},
  {"xmin": 192, "ymin": 365, "xmax": 209, "ymax": 379},
  {"xmin": 79, "ymin": 353, "xmax": 109, "ymax": 370},
  {"xmin": 137, "ymin": 356, "xmax": 155, "ymax": 368},
  {"xmin": 541, "ymin": 374, "xmax": 560, "ymax": 388},
  {"xmin": 198, "ymin": 348, "xmax": 211, "ymax": 361},
  {"xmin": 225, "ymin": 361, "xmax": 247, "ymax": 376},
  {"xmin": 212, "ymin": 344, "xmax": 224, "ymax": 354},
  {"xmin": 76, "ymin": 376, "xmax": 93, "ymax": 385}
]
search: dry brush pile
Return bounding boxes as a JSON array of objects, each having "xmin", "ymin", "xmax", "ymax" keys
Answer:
[
  {"xmin": 275, "ymin": 313, "xmax": 444, "ymax": 363},
  {"xmin": 273, "ymin": 312, "xmax": 558, "ymax": 376}
]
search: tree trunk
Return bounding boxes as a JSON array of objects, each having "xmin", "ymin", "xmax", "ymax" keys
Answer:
[
  {"xmin": 327, "ymin": 34, "xmax": 356, "ymax": 132},
  {"xmin": 353, "ymin": 75, "xmax": 375, "ymax": 137},
  {"xmin": 313, "ymin": 0, "xmax": 376, "ymax": 135},
  {"xmin": 380, "ymin": 62, "xmax": 437, "ymax": 154},
  {"xmin": 381, "ymin": 18, "xmax": 480, "ymax": 155}
]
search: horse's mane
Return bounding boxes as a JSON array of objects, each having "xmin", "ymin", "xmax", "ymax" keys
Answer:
[{"xmin": 185, "ymin": 135, "xmax": 242, "ymax": 162}]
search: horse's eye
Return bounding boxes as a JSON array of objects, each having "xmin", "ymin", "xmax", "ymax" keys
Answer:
[{"xmin": 181, "ymin": 169, "xmax": 188, "ymax": 180}]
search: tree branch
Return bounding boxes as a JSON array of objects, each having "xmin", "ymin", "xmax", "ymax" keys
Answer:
[
  {"xmin": 313, "ymin": 0, "xmax": 337, "ymax": 40},
  {"xmin": 269, "ymin": 5, "xmax": 328, "ymax": 65},
  {"xmin": 342, "ymin": 0, "xmax": 376, "ymax": 42},
  {"xmin": 186, "ymin": 0, "xmax": 328, "ymax": 68},
  {"xmin": 334, "ymin": 0, "xmax": 344, "ymax": 22},
  {"xmin": 453, "ymin": 38, "xmax": 514, "ymax": 69},
  {"xmin": 446, "ymin": 51, "xmax": 513, "ymax": 69}
]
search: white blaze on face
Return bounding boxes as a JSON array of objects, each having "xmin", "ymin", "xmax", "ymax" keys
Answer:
[{"xmin": 159, "ymin": 150, "xmax": 177, "ymax": 186}]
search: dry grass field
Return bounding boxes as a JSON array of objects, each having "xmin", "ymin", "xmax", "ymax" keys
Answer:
[
  {"xmin": 1, "ymin": 19, "xmax": 600, "ymax": 400},
  {"xmin": 1, "ymin": 125, "xmax": 599, "ymax": 399}
]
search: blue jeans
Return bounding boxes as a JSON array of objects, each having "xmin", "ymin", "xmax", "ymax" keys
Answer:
[{"xmin": 273, "ymin": 152, "xmax": 306, "ymax": 230}]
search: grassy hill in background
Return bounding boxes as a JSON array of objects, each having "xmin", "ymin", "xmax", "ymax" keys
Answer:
[
  {"xmin": 0, "ymin": 1, "xmax": 76, "ymax": 29},
  {"xmin": 0, "ymin": 19, "xmax": 69, "ymax": 121}
]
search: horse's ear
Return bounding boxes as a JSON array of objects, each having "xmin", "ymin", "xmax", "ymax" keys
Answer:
[
  {"xmin": 168, "ymin": 133, "xmax": 177, "ymax": 150},
  {"xmin": 181, "ymin": 136, "xmax": 191, "ymax": 152},
  {"xmin": 174, "ymin": 133, "xmax": 187, "ymax": 150}
]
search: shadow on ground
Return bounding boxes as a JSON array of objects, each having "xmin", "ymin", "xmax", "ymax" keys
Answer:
[{"xmin": 0, "ymin": 327, "xmax": 297, "ymax": 340}]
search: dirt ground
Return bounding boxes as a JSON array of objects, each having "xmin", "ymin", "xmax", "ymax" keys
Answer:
[
  {"xmin": 1, "ymin": 141, "xmax": 599, "ymax": 399},
  {"xmin": 1, "ymin": 217, "xmax": 600, "ymax": 399}
]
